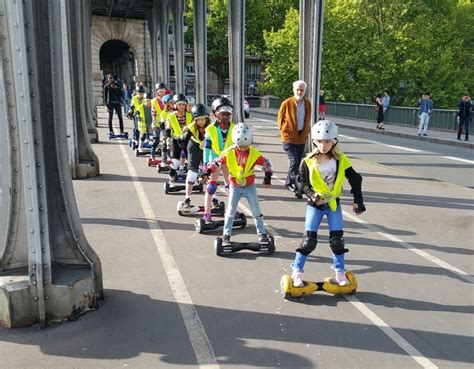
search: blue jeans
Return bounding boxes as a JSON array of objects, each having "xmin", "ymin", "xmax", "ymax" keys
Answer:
[
  {"xmin": 223, "ymin": 184, "xmax": 266, "ymax": 237},
  {"xmin": 282, "ymin": 143, "xmax": 306, "ymax": 188},
  {"xmin": 294, "ymin": 204, "xmax": 345, "ymax": 272},
  {"xmin": 123, "ymin": 100, "xmax": 130, "ymax": 114},
  {"xmin": 418, "ymin": 112, "xmax": 430, "ymax": 134}
]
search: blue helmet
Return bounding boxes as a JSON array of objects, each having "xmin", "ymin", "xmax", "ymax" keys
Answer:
[{"xmin": 162, "ymin": 94, "xmax": 173, "ymax": 104}]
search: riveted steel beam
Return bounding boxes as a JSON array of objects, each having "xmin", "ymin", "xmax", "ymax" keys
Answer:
[
  {"xmin": 68, "ymin": 0, "xmax": 100, "ymax": 179},
  {"xmin": 156, "ymin": 0, "xmax": 170, "ymax": 86},
  {"xmin": 193, "ymin": 0, "xmax": 207, "ymax": 104},
  {"xmin": 228, "ymin": 0, "xmax": 245, "ymax": 123},
  {"xmin": 170, "ymin": 0, "xmax": 185, "ymax": 93},
  {"xmin": 0, "ymin": 0, "xmax": 103, "ymax": 328}
]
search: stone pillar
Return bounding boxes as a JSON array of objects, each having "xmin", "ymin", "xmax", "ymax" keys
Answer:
[
  {"xmin": 228, "ymin": 0, "xmax": 245, "ymax": 123},
  {"xmin": 170, "ymin": 0, "xmax": 185, "ymax": 93},
  {"xmin": 193, "ymin": 0, "xmax": 207, "ymax": 104},
  {"xmin": 0, "ymin": 0, "xmax": 103, "ymax": 328}
]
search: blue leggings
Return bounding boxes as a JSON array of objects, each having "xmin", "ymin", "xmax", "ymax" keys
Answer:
[{"xmin": 293, "ymin": 204, "xmax": 345, "ymax": 272}]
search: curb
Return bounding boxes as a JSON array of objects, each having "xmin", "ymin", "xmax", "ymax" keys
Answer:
[{"xmin": 252, "ymin": 109, "xmax": 474, "ymax": 150}]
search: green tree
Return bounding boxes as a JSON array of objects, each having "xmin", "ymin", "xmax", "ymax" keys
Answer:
[{"xmin": 259, "ymin": 7, "xmax": 300, "ymax": 98}]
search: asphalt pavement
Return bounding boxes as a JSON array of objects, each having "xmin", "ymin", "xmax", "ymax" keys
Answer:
[{"xmin": 0, "ymin": 107, "xmax": 472, "ymax": 369}]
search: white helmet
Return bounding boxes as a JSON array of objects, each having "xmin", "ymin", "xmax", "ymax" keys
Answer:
[
  {"xmin": 311, "ymin": 120, "xmax": 338, "ymax": 140},
  {"xmin": 232, "ymin": 123, "xmax": 253, "ymax": 146}
]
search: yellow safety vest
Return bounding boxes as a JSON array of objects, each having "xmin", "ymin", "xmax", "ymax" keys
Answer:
[
  {"xmin": 136, "ymin": 104, "xmax": 147, "ymax": 133},
  {"xmin": 206, "ymin": 122, "xmax": 235, "ymax": 156},
  {"xmin": 225, "ymin": 146, "xmax": 261, "ymax": 186},
  {"xmin": 132, "ymin": 95, "xmax": 144, "ymax": 111},
  {"xmin": 304, "ymin": 153, "xmax": 352, "ymax": 212},
  {"xmin": 188, "ymin": 122, "xmax": 206, "ymax": 149},
  {"xmin": 152, "ymin": 98, "xmax": 163, "ymax": 127},
  {"xmin": 168, "ymin": 112, "xmax": 192, "ymax": 139}
]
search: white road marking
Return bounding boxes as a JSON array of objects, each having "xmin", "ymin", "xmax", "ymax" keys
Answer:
[
  {"xmin": 346, "ymin": 295, "xmax": 438, "ymax": 369},
  {"xmin": 251, "ymin": 117, "xmax": 276, "ymax": 123},
  {"xmin": 339, "ymin": 134, "xmax": 473, "ymax": 163},
  {"xmin": 442, "ymin": 156, "xmax": 474, "ymax": 165},
  {"xmin": 379, "ymin": 144, "xmax": 422, "ymax": 152},
  {"xmin": 120, "ymin": 143, "xmax": 219, "ymax": 369},
  {"xmin": 342, "ymin": 211, "xmax": 474, "ymax": 284}
]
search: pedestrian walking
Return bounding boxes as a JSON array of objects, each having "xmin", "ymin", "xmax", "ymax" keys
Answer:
[
  {"xmin": 382, "ymin": 90, "xmax": 390, "ymax": 113},
  {"xmin": 319, "ymin": 90, "xmax": 326, "ymax": 120},
  {"xmin": 417, "ymin": 92, "xmax": 433, "ymax": 136},
  {"xmin": 104, "ymin": 78, "xmax": 124, "ymax": 134},
  {"xmin": 457, "ymin": 94, "xmax": 472, "ymax": 141},
  {"xmin": 375, "ymin": 94, "xmax": 384, "ymax": 130},
  {"xmin": 123, "ymin": 82, "xmax": 131, "ymax": 114},
  {"xmin": 277, "ymin": 80, "xmax": 311, "ymax": 198}
]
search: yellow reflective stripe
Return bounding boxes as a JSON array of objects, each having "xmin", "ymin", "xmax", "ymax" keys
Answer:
[
  {"xmin": 304, "ymin": 153, "xmax": 351, "ymax": 211},
  {"xmin": 225, "ymin": 146, "xmax": 261, "ymax": 186}
]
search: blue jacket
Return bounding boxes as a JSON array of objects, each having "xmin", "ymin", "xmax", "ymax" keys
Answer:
[{"xmin": 418, "ymin": 98, "xmax": 433, "ymax": 114}]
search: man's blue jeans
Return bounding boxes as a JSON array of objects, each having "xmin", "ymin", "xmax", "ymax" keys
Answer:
[
  {"xmin": 223, "ymin": 184, "xmax": 266, "ymax": 237},
  {"xmin": 282, "ymin": 143, "xmax": 306, "ymax": 188}
]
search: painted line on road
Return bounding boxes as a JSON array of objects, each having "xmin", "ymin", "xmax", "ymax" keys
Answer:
[
  {"xmin": 346, "ymin": 295, "xmax": 438, "ymax": 369},
  {"xmin": 442, "ymin": 156, "xmax": 474, "ymax": 165},
  {"xmin": 120, "ymin": 143, "xmax": 219, "ymax": 369},
  {"xmin": 251, "ymin": 117, "xmax": 276, "ymax": 123},
  {"xmin": 342, "ymin": 211, "xmax": 474, "ymax": 284},
  {"xmin": 339, "ymin": 135, "xmax": 474, "ymax": 163}
]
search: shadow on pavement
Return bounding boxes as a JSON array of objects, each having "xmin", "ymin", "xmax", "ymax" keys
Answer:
[{"xmin": 0, "ymin": 289, "xmax": 472, "ymax": 365}]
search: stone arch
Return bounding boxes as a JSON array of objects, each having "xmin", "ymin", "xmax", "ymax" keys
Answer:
[{"xmin": 91, "ymin": 16, "xmax": 152, "ymax": 105}]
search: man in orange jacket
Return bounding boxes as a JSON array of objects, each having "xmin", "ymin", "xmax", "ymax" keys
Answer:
[{"xmin": 277, "ymin": 80, "xmax": 311, "ymax": 198}]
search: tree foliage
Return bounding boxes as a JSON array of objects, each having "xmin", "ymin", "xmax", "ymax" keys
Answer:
[
  {"xmin": 259, "ymin": 7, "xmax": 300, "ymax": 98},
  {"xmin": 262, "ymin": 0, "xmax": 473, "ymax": 108}
]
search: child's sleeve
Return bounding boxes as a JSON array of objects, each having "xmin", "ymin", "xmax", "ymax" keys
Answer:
[
  {"xmin": 256, "ymin": 155, "xmax": 272, "ymax": 174},
  {"xmin": 345, "ymin": 166, "xmax": 365, "ymax": 210},
  {"xmin": 296, "ymin": 160, "xmax": 316, "ymax": 201},
  {"xmin": 203, "ymin": 132, "xmax": 212, "ymax": 165}
]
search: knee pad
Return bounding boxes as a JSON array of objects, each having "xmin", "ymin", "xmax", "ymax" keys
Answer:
[
  {"xmin": 186, "ymin": 170, "xmax": 198, "ymax": 184},
  {"xmin": 206, "ymin": 180, "xmax": 218, "ymax": 195},
  {"xmin": 180, "ymin": 150, "xmax": 187, "ymax": 159},
  {"xmin": 171, "ymin": 159, "xmax": 180, "ymax": 170},
  {"xmin": 329, "ymin": 230, "xmax": 349, "ymax": 255},
  {"xmin": 296, "ymin": 231, "xmax": 317, "ymax": 256}
]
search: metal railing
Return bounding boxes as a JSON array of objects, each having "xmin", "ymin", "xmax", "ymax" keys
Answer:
[{"xmin": 326, "ymin": 102, "xmax": 459, "ymax": 131}]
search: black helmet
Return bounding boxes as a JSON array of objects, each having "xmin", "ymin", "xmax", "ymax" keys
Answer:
[
  {"xmin": 173, "ymin": 93, "xmax": 187, "ymax": 104},
  {"xmin": 212, "ymin": 96, "xmax": 233, "ymax": 113},
  {"xmin": 155, "ymin": 82, "xmax": 167, "ymax": 91},
  {"xmin": 191, "ymin": 104, "xmax": 209, "ymax": 119},
  {"xmin": 136, "ymin": 86, "xmax": 146, "ymax": 93}
]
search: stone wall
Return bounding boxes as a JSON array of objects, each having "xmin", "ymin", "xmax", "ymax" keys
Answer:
[{"xmin": 90, "ymin": 16, "xmax": 152, "ymax": 105}]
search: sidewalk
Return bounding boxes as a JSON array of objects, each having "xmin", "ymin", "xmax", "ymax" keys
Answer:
[{"xmin": 252, "ymin": 107, "xmax": 473, "ymax": 149}]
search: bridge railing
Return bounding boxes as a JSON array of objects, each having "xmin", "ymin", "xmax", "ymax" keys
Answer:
[{"xmin": 326, "ymin": 102, "xmax": 459, "ymax": 131}]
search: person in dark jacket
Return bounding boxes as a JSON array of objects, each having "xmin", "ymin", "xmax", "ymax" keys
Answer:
[
  {"xmin": 457, "ymin": 94, "xmax": 472, "ymax": 141},
  {"xmin": 291, "ymin": 120, "xmax": 366, "ymax": 288},
  {"xmin": 104, "ymin": 78, "xmax": 124, "ymax": 134}
]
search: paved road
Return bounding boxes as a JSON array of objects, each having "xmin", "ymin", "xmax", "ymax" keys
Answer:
[{"xmin": 0, "ymin": 108, "xmax": 472, "ymax": 369}]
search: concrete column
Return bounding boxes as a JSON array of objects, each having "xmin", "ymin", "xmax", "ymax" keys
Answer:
[
  {"xmin": 0, "ymin": 0, "xmax": 103, "ymax": 328},
  {"xmin": 84, "ymin": 0, "xmax": 99, "ymax": 136},
  {"xmin": 228, "ymin": 0, "xmax": 245, "ymax": 123},
  {"xmin": 170, "ymin": 0, "xmax": 185, "ymax": 93},
  {"xmin": 156, "ymin": 0, "xmax": 170, "ymax": 86},
  {"xmin": 193, "ymin": 0, "xmax": 207, "ymax": 104}
]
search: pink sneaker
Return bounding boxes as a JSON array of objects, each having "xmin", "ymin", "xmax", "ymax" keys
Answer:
[
  {"xmin": 335, "ymin": 270, "xmax": 349, "ymax": 286},
  {"xmin": 203, "ymin": 212, "xmax": 212, "ymax": 224}
]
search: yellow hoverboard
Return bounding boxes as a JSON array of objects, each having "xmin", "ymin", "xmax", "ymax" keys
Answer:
[{"xmin": 280, "ymin": 271, "xmax": 357, "ymax": 299}]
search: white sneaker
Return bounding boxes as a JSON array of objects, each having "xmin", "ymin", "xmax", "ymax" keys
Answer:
[
  {"xmin": 291, "ymin": 271, "xmax": 304, "ymax": 287},
  {"xmin": 335, "ymin": 270, "xmax": 349, "ymax": 286}
]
